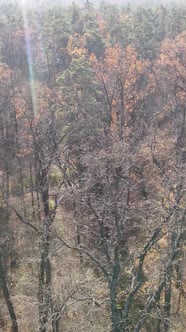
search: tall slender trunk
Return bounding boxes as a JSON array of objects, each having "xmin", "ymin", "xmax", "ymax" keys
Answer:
[
  {"xmin": 110, "ymin": 299, "xmax": 120, "ymax": 332},
  {"xmin": 39, "ymin": 228, "xmax": 52, "ymax": 332},
  {"xmin": 13, "ymin": 104, "xmax": 26, "ymax": 217},
  {"xmin": 18, "ymin": 162, "xmax": 27, "ymax": 217},
  {"xmin": 0, "ymin": 252, "xmax": 19, "ymax": 332},
  {"xmin": 76, "ymin": 222, "xmax": 83, "ymax": 265},
  {"xmin": 156, "ymin": 305, "xmax": 162, "ymax": 332},
  {"xmin": 38, "ymin": 167, "xmax": 53, "ymax": 332},
  {"xmin": 30, "ymin": 166, "xmax": 36, "ymax": 219},
  {"xmin": 5, "ymin": 169, "xmax": 10, "ymax": 199},
  {"xmin": 164, "ymin": 235, "xmax": 175, "ymax": 332},
  {"xmin": 164, "ymin": 266, "xmax": 172, "ymax": 332},
  {"xmin": 110, "ymin": 283, "xmax": 121, "ymax": 332},
  {"xmin": 75, "ymin": 204, "xmax": 83, "ymax": 265},
  {"xmin": 110, "ymin": 249, "xmax": 121, "ymax": 332}
]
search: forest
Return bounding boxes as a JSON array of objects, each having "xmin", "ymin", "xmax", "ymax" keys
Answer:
[{"xmin": 0, "ymin": 1, "xmax": 186, "ymax": 331}]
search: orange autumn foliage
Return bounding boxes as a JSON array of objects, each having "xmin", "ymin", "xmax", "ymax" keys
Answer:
[{"xmin": 90, "ymin": 45, "xmax": 151, "ymax": 139}]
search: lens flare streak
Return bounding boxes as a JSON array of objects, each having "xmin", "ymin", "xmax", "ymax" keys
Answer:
[{"xmin": 22, "ymin": 0, "xmax": 37, "ymax": 114}]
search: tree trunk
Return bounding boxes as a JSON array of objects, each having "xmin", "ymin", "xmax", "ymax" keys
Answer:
[
  {"xmin": 39, "ymin": 228, "xmax": 52, "ymax": 332},
  {"xmin": 0, "ymin": 252, "xmax": 19, "ymax": 332},
  {"xmin": 30, "ymin": 166, "xmax": 36, "ymax": 219},
  {"xmin": 38, "ymin": 167, "xmax": 53, "ymax": 332},
  {"xmin": 110, "ymin": 288, "xmax": 121, "ymax": 332},
  {"xmin": 164, "ymin": 267, "xmax": 172, "ymax": 332},
  {"xmin": 110, "ymin": 258, "xmax": 121, "ymax": 332}
]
